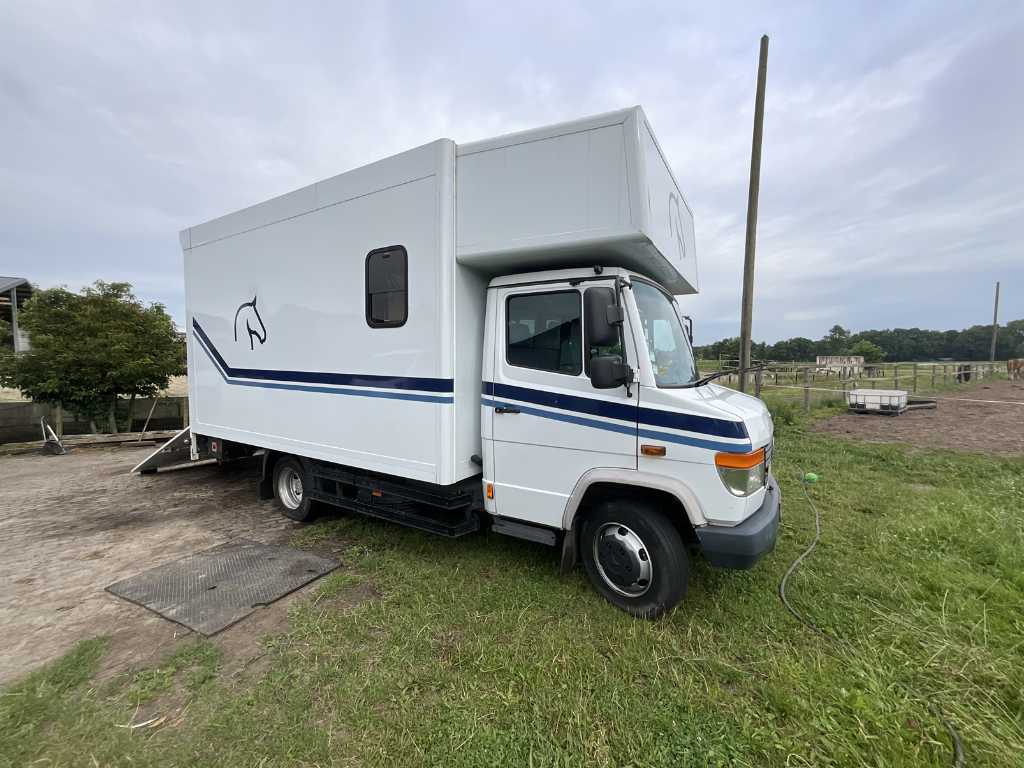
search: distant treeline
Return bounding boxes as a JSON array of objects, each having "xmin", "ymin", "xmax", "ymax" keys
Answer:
[{"xmin": 696, "ymin": 320, "xmax": 1024, "ymax": 363}]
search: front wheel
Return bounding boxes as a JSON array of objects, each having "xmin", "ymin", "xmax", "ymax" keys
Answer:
[
  {"xmin": 272, "ymin": 457, "xmax": 316, "ymax": 522},
  {"xmin": 580, "ymin": 499, "xmax": 688, "ymax": 618}
]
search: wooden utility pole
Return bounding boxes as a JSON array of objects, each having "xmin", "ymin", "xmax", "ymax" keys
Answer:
[
  {"xmin": 989, "ymin": 281, "xmax": 1000, "ymax": 362},
  {"xmin": 739, "ymin": 35, "xmax": 769, "ymax": 392}
]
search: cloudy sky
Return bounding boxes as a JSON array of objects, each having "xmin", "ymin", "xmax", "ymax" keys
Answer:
[{"xmin": 3, "ymin": 1, "xmax": 1021, "ymax": 344}]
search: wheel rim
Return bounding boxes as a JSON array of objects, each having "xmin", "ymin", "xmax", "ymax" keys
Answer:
[
  {"xmin": 277, "ymin": 467, "xmax": 303, "ymax": 510},
  {"xmin": 592, "ymin": 522, "xmax": 653, "ymax": 597}
]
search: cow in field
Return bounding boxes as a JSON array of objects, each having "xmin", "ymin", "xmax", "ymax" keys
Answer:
[{"xmin": 1009, "ymin": 359, "xmax": 1024, "ymax": 381}]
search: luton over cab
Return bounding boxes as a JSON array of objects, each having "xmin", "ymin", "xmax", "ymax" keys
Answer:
[{"xmin": 147, "ymin": 106, "xmax": 780, "ymax": 618}]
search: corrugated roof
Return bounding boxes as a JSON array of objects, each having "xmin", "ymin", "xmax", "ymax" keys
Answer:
[{"xmin": 0, "ymin": 276, "xmax": 29, "ymax": 294}]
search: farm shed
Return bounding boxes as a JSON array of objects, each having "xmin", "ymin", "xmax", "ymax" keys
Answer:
[
  {"xmin": 0, "ymin": 276, "xmax": 33, "ymax": 352},
  {"xmin": 816, "ymin": 355, "xmax": 863, "ymax": 375}
]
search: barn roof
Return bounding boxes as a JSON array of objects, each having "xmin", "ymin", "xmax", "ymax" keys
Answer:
[{"xmin": 0, "ymin": 276, "xmax": 30, "ymax": 294}]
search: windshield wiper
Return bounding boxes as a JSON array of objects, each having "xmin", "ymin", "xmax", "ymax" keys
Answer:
[
  {"xmin": 691, "ymin": 369, "xmax": 737, "ymax": 387},
  {"xmin": 691, "ymin": 364, "xmax": 769, "ymax": 388}
]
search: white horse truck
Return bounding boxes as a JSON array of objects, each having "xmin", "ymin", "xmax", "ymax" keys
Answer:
[{"xmin": 144, "ymin": 106, "xmax": 780, "ymax": 618}]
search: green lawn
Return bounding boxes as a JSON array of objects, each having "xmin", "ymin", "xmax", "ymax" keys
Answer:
[{"xmin": 3, "ymin": 414, "xmax": 1022, "ymax": 767}]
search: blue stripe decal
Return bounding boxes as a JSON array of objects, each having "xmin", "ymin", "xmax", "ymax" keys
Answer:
[
  {"xmin": 481, "ymin": 398, "xmax": 751, "ymax": 453},
  {"xmin": 636, "ymin": 428, "xmax": 752, "ymax": 453},
  {"xmin": 484, "ymin": 381, "xmax": 747, "ymax": 440},
  {"xmin": 482, "ymin": 398, "xmax": 639, "ymax": 438},
  {"xmin": 194, "ymin": 326, "xmax": 453, "ymax": 404},
  {"xmin": 192, "ymin": 319, "xmax": 454, "ymax": 393}
]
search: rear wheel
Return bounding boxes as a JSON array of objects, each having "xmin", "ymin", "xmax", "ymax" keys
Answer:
[
  {"xmin": 272, "ymin": 457, "xmax": 316, "ymax": 522},
  {"xmin": 580, "ymin": 499, "xmax": 688, "ymax": 618}
]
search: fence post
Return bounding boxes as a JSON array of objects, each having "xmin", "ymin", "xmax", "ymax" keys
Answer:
[
  {"xmin": 803, "ymin": 367, "xmax": 811, "ymax": 412},
  {"xmin": 943, "ymin": 365, "xmax": 948, "ymax": 385},
  {"xmin": 53, "ymin": 404, "xmax": 63, "ymax": 438},
  {"xmin": 931, "ymin": 365, "xmax": 936, "ymax": 390},
  {"xmin": 180, "ymin": 397, "xmax": 189, "ymax": 428},
  {"xmin": 893, "ymin": 364, "xmax": 899, "ymax": 390},
  {"xmin": 754, "ymin": 369, "xmax": 763, "ymax": 397},
  {"xmin": 912, "ymin": 362, "xmax": 918, "ymax": 393}
]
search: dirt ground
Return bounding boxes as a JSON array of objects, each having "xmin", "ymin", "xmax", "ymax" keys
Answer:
[
  {"xmin": 0, "ymin": 446, "xmax": 352, "ymax": 686},
  {"xmin": 814, "ymin": 378, "xmax": 1024, "ymax": 456}
]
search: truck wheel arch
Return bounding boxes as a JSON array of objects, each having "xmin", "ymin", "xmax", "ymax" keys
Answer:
[{"xmin": 561, "ymin": 468, "xmax": 708, "ymax": 532}]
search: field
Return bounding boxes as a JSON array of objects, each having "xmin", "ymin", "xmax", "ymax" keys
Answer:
[{"xmin": 1, "ymin": 393, "xmax": 1022, "ymax": 766}]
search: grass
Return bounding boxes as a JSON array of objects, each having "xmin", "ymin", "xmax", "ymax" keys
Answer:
[{"xmin": 2, "ymin": 415, "xmax": 1022, "ymax": 766}]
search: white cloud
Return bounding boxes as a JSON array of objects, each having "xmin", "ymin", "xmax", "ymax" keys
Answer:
[{"xmin": 1, "ymin": 0, "xmax": 1021, "ymax": 342}]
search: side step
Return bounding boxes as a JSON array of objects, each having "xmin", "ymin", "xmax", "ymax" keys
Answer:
[{"xmin": 491, "ymin": 517, "xmax": 558, "ymax": 546}]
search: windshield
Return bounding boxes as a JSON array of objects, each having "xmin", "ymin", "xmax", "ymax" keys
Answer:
[{"xmin": 632, "ymin": 281, "xmax": 699, "ymax": 387}]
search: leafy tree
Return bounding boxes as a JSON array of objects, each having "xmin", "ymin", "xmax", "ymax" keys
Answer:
[
  {"xmin": 822, "ymin": 325, "xmax": 850, "ymax": 355},
  {"xmin": 767, "ymin": 336, "xmax": 816, "ymax": 362},
  {"xmin": 1005, "ymin": 319, "xmax": 1024, "ymax": 357},
  {"xmin": 847, "ymin": 339, "xmax": 885, "ymax": 362},
  {"xmin": 698, "ymin": 318, "xmax": 1022, "ymax": 364},
  {"xmin": 694, "ymin": 336, "xmax": 740, "ymax": 362},
  {"xmin": 0, "ymin": 317, "xmax": 10, "ymax": 348},
  {"xmin": 0, "ymin": 282, "xmax": 183, "ymax": 432}
]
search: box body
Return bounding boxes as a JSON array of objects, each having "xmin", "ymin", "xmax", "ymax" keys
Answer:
[
  {"xmin": 182, "ymin": 107, "xmax": 693, "ymax": 485},
  {"xmin": 456, "ymin": 107, "xmax": 697, "ymax": 295}
]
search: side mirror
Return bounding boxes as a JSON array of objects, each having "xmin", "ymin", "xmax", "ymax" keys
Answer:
[
  {"xmin": 590, "ymin": 355, "xmax": 634, "ymax": 390},
  {"xmin": 584, "ymin": 287, "xmax": 623, "ymax": 348}
]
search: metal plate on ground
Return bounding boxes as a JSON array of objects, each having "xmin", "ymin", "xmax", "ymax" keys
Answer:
[{"xmin": 106, "ymin": 539, "xmax": 338, "ymax": 635}]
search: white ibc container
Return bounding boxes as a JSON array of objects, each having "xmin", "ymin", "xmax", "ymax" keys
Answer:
[{"xmin": 846, "ymin": 389, "xmax": 908, "ymax": 414}]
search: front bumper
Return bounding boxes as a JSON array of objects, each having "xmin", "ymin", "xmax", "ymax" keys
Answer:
[{"xmin": 696, "ymin": 473, "xmax": 781, "ymax": 569}]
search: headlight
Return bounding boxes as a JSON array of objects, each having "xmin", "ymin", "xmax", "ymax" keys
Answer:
[{"xmin": 715, "ymin": 447, "xmax": 766, "ymax": 497}]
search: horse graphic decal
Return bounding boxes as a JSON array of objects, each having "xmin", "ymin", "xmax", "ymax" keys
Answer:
[
  {"xmin": 233, "ymin": 295, "xmax": 267, "ymax": 350},
  {"xmin": 668, "ymin": 192, "xmax": 687, "ymax": 262}
]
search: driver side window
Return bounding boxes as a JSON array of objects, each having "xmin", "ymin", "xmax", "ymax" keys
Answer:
[{"xmin": 506, "ymin": 291, "xmax": 582, "ymax": 376}]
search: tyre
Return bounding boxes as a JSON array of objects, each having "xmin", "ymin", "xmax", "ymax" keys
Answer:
[
  {"xmin": 580, "ymin": 499, "xmax": 688, "ymax": 619},
  {"xmin": 272, "ymin": 457, "xmax": 316, "ymax": 522}
]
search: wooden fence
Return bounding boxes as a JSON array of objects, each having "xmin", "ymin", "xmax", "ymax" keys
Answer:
[{"xmin": 700, "ymin": 361, "xmax": 1008, "ymax": 412}]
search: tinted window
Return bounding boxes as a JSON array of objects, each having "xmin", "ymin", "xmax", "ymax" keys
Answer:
[
  {"xmin": 506, "ymin": 291, "xmax": 582, "ymax": 375},
  {"xmin": 365, "ymin": 246, "xmax": 407, "ymax": 328}
]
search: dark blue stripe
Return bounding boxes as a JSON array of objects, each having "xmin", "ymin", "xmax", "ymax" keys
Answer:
[
  {"xmin": 482, "ymin": 398, "xmax": 638, "ymax": 437},
  {"xmin": 195, "ymin": 330, "xmax": 453, "ymax": 403},
  {"xmin": 486, "ymin": 381, "xmax": 746, "ymax": 440},
  {"xmin": 481, "ymin": 398, "xmax": 750, "ymax": 453},
  {"xmin": 192, "ymin": 319, "xmax": 453, "ymax": 393},
  {"xmin": 636, "ymin": 428, "xmax": 751, "ymax": 453},
  {"xmin": 492, "ymin": 382, "xmax": 635, "ymax": 421}
]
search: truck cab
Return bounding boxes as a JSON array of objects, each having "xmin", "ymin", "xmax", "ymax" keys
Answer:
[{"xmin": 480, "ymin": 266, "xmax": 779, "ymax": 616}]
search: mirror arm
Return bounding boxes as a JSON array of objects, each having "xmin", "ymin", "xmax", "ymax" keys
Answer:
[{"xmin": 615, "ymin": 276, "xmax": 633, "ymax": 397}]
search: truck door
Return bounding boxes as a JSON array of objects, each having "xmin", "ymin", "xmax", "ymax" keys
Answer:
[{"xmin": 486, "ymin": 282, "xmax": 638, "ymax": 528}]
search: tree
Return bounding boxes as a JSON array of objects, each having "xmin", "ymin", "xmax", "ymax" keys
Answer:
[
  {"xmin": 847, "ymin": 339, "xmax": 885, "ymax": 363},
  {"xmin": 767, "ymin": 337, "xmax": 816, "ymax": 362},
  {"xmin": 1005, "ymin": 319, "xmax": 1024, "ymax": 358},
  {"xmin": 0, "ymin": 317, "xmax": 10, "ymax": 348},
  {"xmin": 0, "ymin": 282, "xmax": 184, "ymax": 432},
  {"xmin": 822, "ymin": 325, "xmax": 850, "ymax": 355}
]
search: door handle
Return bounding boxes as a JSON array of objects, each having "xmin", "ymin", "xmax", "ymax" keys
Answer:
[{"xmin": 494, "ymin": 406, "xmax": 521, "ymax": 414}]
